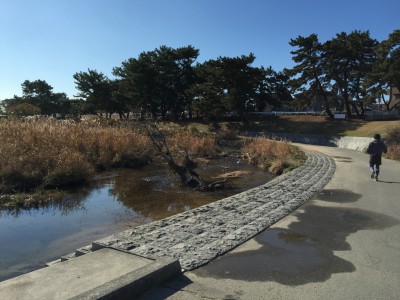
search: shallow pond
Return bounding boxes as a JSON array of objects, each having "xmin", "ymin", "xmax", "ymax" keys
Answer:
[{"xmin": 0, "ymin": 157, "xmax": 271, "ymax": 282}]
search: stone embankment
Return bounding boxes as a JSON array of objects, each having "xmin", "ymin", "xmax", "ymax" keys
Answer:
[{"xmin": 60, "ymin": 151, "xmax": 335, "ymax": 271}]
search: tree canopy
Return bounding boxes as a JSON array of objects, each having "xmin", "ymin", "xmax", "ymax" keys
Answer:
[
  {"xmin": 2, "ymin": 29, "xmax": 398, "ymax": 119},
  {"xmin": 287, "ymin": 30, "xmax": 385, "ymax": 117},
  {"xmin": 364, "ymin": 29, "xmax": 400, "ymax": 111},
  {"xmin": 287, "ymin": 34, "xmax": 333, "ymax": 116},
  {"xmin": 1, "ymin": 80, "xmax": 74, "ymax": 116}
]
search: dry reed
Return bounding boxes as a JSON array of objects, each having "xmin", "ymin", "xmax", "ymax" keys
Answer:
[
  {"xmin": 168, "ymin": 131, "xmax": 218, "ymax": 158},
  {"xmin": 0, "ymin": 118, "xmax": 222, "ymax": 193},
  {"xmin": 241, "ymin": 137, "xmax": 294, "ymax": 175},
  {"xmin": 386, "ymin": 145, "xmax": 400, "ymax": 161},
  {"xmin": 0, "ymin": 118, "xmax": 153, "ymax": 192},
  {"xmin": 385, "ymin": 125, "xmax": 400, "ymax": 161}
]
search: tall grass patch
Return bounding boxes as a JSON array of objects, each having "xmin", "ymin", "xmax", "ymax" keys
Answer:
[
  {"xmin": 151, "ymin": 122, "xmax": 219, "ymax": 165},
  {"xmin": 0, "ymin": 118, "xmax": 153, "ymax": 192},
  {"xmin": 168, "ymin": 131, "xmax": 218, "ymax": 158},
  {"xmin": 385, "ymin": 125, "xmax": 400, "ymax": 161},
  {"xmin": 241, "ymin": 137, "xmax": 305, "ymax": 175}
]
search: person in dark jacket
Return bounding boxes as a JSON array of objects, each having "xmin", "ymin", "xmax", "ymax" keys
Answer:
[{"xmin": 366, "ymin": 133, "xmax": 387, "ymax": 181}]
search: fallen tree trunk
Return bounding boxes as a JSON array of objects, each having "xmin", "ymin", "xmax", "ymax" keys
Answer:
[{"xmin": 142, "ymin": 123, "xmax": 225, "ymax": 190}]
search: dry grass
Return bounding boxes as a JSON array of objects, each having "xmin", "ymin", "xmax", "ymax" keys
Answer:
[
  {"xmin": 0, "ymin": 118, "xmax": 222, "ymax": 193},
  {"xmin": 387, "ymin": 145, "xmax": 400, "ymax": 161},
  {"xmin": 385, "ymin": 125, "xmax": 400, "ymax": 161},
  {"xmin": 168, "ymin": 131, "xmax": 218, "ymax": 158},
  {"xmin": 241, "ymin": 137, "xmax": 305, "ymax": 175},
  {"xmin": 229, "ymin": 115, "xmax": 400, "ymax": 137},
  {"xmin": 0, "ymin": 118, "xmax": 153, "ymax": 192},
  {"xmin": 152, "ymin": 122, "xmax": 219, "ymax": 165}
]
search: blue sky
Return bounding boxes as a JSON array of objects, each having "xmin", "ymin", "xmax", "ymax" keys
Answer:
[{"xmin": 0, "ymin": 0, "xmax": 398, "ymax": 100}]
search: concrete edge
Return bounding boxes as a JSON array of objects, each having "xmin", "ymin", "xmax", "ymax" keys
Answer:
[
  {"xmin": 245, "ymin": 132, "xmax": 373, "ymax": 152},
  {"xmin": 70, "ymin": 256, "xmax": 182, "ymax": 300}
]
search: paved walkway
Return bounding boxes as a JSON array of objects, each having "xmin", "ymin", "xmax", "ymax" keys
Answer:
[
  {"xmin": 92, "ymin": 151, "xmax": 335, "ymax": 271},
  {"xmin": 139, "ymin": 145, "xmax": 400, "ymax": 300}
]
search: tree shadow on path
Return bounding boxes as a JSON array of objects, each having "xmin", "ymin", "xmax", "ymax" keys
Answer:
[{"xmin": 192, "ymin": 189, "xmax": 399, "ymax": 285}]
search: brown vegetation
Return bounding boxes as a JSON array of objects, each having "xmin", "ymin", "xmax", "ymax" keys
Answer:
[
  {"xmin": 0, "ymin": 118, "xmax": 153, "ymax": 192},
  {"xmin": 0, "ymin": 118, "xmax": 225, "ymax": 194},
  {"xmin": 167, "ymin": 130, "xmax": 219, "ymax": 163},
  {"xmin": 385, "ymin": 125, "xmax": 400, "ymax": 161},
  {"xmin": 241, "ymin": 137, "xmax": 306, "ymax": 175},
  {"xmin": 0, "ymin": 117, "xmax": 307, "ymax": 197}
]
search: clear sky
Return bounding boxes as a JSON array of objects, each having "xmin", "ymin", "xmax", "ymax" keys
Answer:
[{"xmin": 0, "ymin": 0, "xmax": 398, "ymax": 100}]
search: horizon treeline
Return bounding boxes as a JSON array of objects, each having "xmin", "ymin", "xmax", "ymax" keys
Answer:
[{"xmin": 1, "ymin": 29, "xmax": 399, "ymax": 119}]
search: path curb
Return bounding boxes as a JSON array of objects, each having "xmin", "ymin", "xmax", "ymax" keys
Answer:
[{"xmin": 71, "ymin": 255, "xmax": 181, "ymax": 300}]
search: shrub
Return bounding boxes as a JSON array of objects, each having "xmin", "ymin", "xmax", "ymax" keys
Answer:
[
  {"xmin": 43, "ymin": 149, "xmax": 93, "ymax": 188},
  {"xmin": 216, "ymin": 129, "xmax": 239, "ymax": 140},
  {"xmin": 269, "ymin": 160, "xmax": 287, "ymax": 175},
  {"xmin": 242, "ymin": 137, "xmax": 291, "ymax": 164},
  {"xmin": 385, "ymin": 125, "xmax": 400, "ymax": 161},
  {"xmin": 386, "ymin": 125, "xmax": 400, "ymax": 145},
  {"xmin": 6, "ymin": 103, "xmax": 41, "ymax": 116},
  {"xmin": 386, "ymin": 144, "xmax": 400, "ymax": 161},
  {"xmin": 167, "ymin": 131, "xmax": 219, "ymax": 160},
  {"xmin": 241, "ymin": 137, "xmax": 296, "ymax": 175}
]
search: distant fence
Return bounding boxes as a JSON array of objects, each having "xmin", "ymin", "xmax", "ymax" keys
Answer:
[
  {"xmin": 365, "ymin": 111, "xmax": 400, "ymax": 121},
  {"xmin": 251, "ymin": 110, "xmax": 400, "ymax": 121},
  {"xmin": 251, "ymin": 111, "xmax": 324, "ymax": 116}
]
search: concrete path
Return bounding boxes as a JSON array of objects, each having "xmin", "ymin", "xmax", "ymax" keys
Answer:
[
  {"xmin": 0, "ymin": 248, "xmax": 180, "ymax": 300},
  {"xmin": 139, "ymin": 145, "xmax": 400, "ymax": 300}
]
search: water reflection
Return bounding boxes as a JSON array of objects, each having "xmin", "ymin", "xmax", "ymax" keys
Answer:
[
  {"xmin": 0, "ymin": 193, "xmax": 90, "ymax": 218},
  {"xmin": 0, "ymin": 159, "xmax": 270, "ymax": 281}
]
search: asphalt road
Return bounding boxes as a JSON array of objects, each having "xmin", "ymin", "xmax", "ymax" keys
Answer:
[{"xmin": 139, "ymin": 145, "xmax": 400, "ymax": 300}]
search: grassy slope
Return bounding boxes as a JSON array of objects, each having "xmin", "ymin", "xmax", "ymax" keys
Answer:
[{"xmin": 210, "ymin": 116, "xmax": 400, "ymax": 138}]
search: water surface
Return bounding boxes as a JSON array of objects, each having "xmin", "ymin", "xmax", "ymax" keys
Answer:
[{"xmin": 0, "ymin": 158, "xmax": 270, "ymax": 281}]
